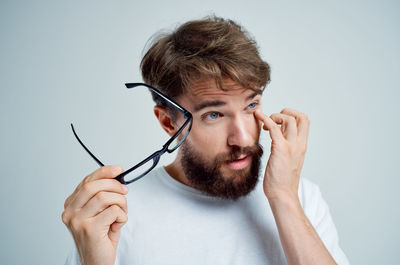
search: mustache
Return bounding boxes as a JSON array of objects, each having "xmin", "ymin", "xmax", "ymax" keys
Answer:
[{"xmin": 215, "ymin": 144, "xmax": 263, "ymax": 164}]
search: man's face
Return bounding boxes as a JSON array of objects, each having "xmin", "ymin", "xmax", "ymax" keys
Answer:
[{"xmin": 175, "ymin": 78, "xmax": 264, "ymax": 200}]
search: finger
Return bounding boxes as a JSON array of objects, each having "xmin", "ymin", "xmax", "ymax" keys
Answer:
[
  {"xmin": 254, "ymin": 110, "xmax": 284, "ymax": 143},
  {"xmin": 79, "ymin": 191, "xmax": 128, "ymax": 219},
  {"xmin": 94, "ymin": 205, "xmax": 128, "ymax": 243},
  {"xmin": 280, "ymin": 108, "xmax": 310, "ymax": 138},
  {"xmin": 110, "ymin": 222, "xmax": 125, "ymax": 234},
  {"xmin": 84, "ymin": 165, "xmax": 124, "ymax": 185},
  {"xmin": 64, "ymin": 194, "xmax": 72, "ymax": 210},
  {"xmin": 67, "ymin": 178, "xmax": 128, "ymax": 210},
  {"xmin": 270, "ymin": 113, "xmax": 297, "ymax": 141},
  {"xmin": 66, "ymin": 165, "xmax": 124, "ymax": 208}
]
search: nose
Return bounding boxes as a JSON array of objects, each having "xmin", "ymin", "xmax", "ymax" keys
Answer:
[{"xmin": 227, "ymin": 114, "xmax": 257, "ymax": 148}]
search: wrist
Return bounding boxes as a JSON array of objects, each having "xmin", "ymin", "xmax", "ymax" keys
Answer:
[
  {"xmin": 266, "ymin": 192, "xmax": 306, "ymax": 230},
  {"xmin": 265, "ymin": 189, "xmax": 301, "ymax": 210}
]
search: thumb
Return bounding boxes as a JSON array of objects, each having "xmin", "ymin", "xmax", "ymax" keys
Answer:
[{"xmin": 109, "ymin": 222, "xmax": 125, "ymax": 245}]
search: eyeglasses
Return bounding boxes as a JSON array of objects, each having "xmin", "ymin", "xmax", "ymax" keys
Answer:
[{"xmin": 71, "ymin": 82, "xmax": 193, "ymax": 185}]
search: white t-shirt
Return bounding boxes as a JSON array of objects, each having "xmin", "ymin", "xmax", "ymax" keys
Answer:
[{"xmin": 65, "ymin": 167, "xmax": 349, "ymax": 265}]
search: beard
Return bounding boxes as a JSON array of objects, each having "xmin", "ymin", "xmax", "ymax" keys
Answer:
[{"xmin": 180, "ymin": 141, "xmax": 263, "ymax": 200}]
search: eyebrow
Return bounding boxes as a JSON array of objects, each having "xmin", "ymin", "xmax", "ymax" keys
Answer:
[
  {"xmin": 193, "ymin": 91, "xmax": 261, "ymax": 113},
  {"xmin": 247, "ymin": 92, "xmax": 261, "ymax": 101},
  {"xmin": 193, "ymin": 100, "xmax": 226, "ymax": 112}
]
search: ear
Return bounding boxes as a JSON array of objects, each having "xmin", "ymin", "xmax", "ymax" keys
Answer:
[{"xmin": 154, "ymin": 105, "xmax": 177, "ymax": 137}]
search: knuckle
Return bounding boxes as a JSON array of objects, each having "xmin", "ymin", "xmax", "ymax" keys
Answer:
[
  {"xmin": 110, "ymin": 204, "xmax": 121, "ymax": 213},
  {"xmin": 64, "ymin": 196, "xmax": 71, "ymax": 209},
  {"xmin": 81, "ymin": 182, "xmax": 93, "ymax": 195},
  {"xmin": 82, "ymin": 177, "xmax": 90, "ymax": 187},
  {"xmin": 95, "ymin": 191, "xmax": 107, "ymax": 204},
  {"xmin": 61, "ymin": 211, "xmax": 69, "ymax": 225},
  {"xmin": 69, "ymin": 217, "xmax": 81, "ymax": 232}
]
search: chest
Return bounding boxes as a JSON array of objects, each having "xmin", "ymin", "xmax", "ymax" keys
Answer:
[{"xmin": 117, "ymin": 192, "xmax": 287, "ymax": 265}]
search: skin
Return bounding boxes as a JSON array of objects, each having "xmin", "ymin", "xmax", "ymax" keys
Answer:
[
  {"xmin": 62, "ymin": 78, "xmax": 336, "ymax": 265},
  {"xmin": 157, "ymin": 78, "xmax": 262, "ymax": 185},
  {"xmin": 62, "ymin": 166, "xmax": 128, "ymax": 265},
  {"xmin": 254, "ymin": 110, "xmax": 337, "ymax": 265}
]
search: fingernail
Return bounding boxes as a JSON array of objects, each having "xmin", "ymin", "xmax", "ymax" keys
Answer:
[{"xmin": 122, "ymin": 185, "xmax": 129, "ymax": 193}]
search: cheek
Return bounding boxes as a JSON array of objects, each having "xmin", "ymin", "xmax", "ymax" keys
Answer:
[
  {"xmin": 244, "ymin": 113, "xmax": 261, "ymax": 139},
  {"xmin": 254, "ymin": 117, "xmax": 262, "ymax": 138},
  {"xmin": 187, "ymin": 123, "xmax": 229, "ymax": 154}
]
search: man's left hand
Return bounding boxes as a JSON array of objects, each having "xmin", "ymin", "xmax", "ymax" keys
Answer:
[{"xmin": 254, "ymin": 108, "xmax": 310, "ymax": 202}]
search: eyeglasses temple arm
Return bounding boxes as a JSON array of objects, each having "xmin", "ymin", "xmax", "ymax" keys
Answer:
[
  {"xmin": 71, "ymin": 123, "xmax": 105, "ymax": 167},
  {"xmin": 125, "ymin": 83, "xmax": 191, "ymax": 118}
]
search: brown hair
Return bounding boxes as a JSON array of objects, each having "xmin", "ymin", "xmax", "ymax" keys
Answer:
[{"xmin": 141, "ymin": 16, "xmax": 271, "ymax": 115}]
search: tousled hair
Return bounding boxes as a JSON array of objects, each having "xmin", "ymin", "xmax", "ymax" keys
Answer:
[{"xmin": 141, "ymin": 16, "xmax": 271, "ymax": 117}]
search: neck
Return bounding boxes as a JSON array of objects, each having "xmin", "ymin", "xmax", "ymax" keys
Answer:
[{"xmin": 164, "ymin": 154, "xmax": 192, "ymax": 187}]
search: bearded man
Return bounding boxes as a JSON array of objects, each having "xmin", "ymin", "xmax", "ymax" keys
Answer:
[{"xmin": 62, "ymin": 16, "xmax": 349, "ymax": 265}]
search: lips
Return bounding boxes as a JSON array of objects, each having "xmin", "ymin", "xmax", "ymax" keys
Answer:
[{"xmin": 226, "ymin": 155, "xmax": 250, "ymax": 170}]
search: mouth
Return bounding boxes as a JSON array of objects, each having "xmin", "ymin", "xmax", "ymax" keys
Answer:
[{"xmin": 226, "ymin": 155, "xmax": 251, "ymax": 170}]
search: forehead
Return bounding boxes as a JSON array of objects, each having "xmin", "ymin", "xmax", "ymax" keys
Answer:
[{"xmin": 184, "ymin": 78, "xmax": 259, "ymax": 102}]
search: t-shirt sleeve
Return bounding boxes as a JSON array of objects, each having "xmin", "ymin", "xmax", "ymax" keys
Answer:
[{"xmin": 299, "ymin": 179, "xmax": 350, "ymax": 265}]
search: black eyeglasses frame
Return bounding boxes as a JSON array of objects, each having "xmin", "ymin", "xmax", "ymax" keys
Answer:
[{"xmin": 71, "ymin": 82, "xmax": 193, "ymax": 185}]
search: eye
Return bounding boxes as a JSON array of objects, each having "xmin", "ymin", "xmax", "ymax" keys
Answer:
[
  {"xmin": 247, "ymin": 102, "xmax": 258, "ymax": 109},
  {"xmin": 203, "ymin": 112, "xmax": 221, "ymax": 120}
]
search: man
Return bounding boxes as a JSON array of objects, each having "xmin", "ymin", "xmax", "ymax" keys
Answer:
[{"xmin": 62, "ymin": 16, "xmax": 349, "ymax": 265}]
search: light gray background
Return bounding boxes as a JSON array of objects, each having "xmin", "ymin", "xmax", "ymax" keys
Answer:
[{"xmin": 1, "ymin": 0, "xmax": 399, "ymax": 264}]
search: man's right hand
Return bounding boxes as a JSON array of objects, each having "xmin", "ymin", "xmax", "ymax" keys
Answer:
[{"xmin": 62, "ymin": 165, "xmax": 129, "ymax": 265}]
